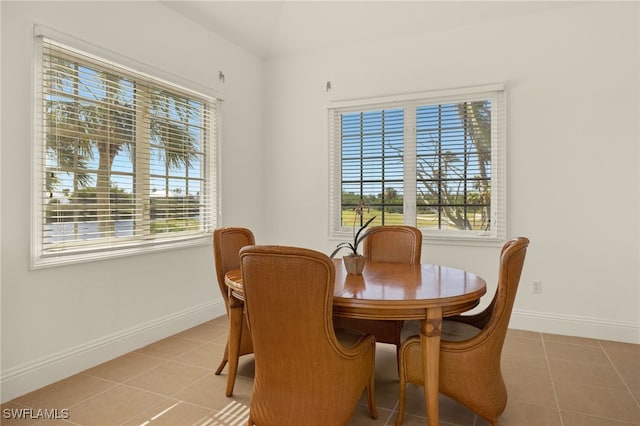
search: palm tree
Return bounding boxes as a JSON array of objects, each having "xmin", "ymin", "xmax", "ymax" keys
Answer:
[
  {"xmin": 45, "ymin": 55, "xmax": 197, "ymax": 238},
  {"xmin": 416, "ymin": 100, "xmax": 491, "ymax": 231},
  {"xmin": 457, "ymin": 100, "xmax": 491, "ymax": 230}
]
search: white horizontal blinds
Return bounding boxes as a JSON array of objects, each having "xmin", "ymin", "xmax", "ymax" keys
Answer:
[
  {"xmin": 146, "ymin": 87, "xmax": 214, "ymax": 239},
  {"xmin": 491, "ymin": 90, "xmax": 505, "ymax": 239},
  {"xmin": 340, "ymin": 108, "xmax": 404, "ymax": 227},
  {"xmin": 415, "ymin": 98, "xmax": 493, "ymax": 232},
  {"xmin": 40, "ymin": 38, "xmax": 215, "ymax": 257},
  {"xmin": 329, "ymin": 84, "xmax": 505, "ymax": 241}
]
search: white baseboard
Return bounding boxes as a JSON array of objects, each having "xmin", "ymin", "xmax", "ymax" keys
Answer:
[
  {"xmin": 510, "ymin": 309, "xmax": 640, "ymax": 344},
  {"xmin": 2, "ymin": 305, "xmax": 637, "ymax": 403},
  {"xmin": 0, "ymin": 301, "xmax": 226, "ymax": 404}
]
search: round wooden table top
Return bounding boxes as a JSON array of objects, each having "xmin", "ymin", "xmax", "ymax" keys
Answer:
[
  {"xmin": 332, "ymin": 258, "xmax": 487, "ymax": 320},
  {"xmin": 225, "ymin": 259, "xmax": 487, "ymax": 321}
]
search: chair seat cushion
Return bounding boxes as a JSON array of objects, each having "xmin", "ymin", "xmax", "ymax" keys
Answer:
[
  {"xmin": 401, "ymin": 319, "xmax": 482, "ymax": 342},
  {"xmin": 442, "ymin": 320, "xmax": 482, "ymax": 341},
  {"xmin": 335, "ymin": 327, "xmax": 369, "ymax": 348}
]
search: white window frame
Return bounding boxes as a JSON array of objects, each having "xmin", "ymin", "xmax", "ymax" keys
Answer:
[
  {"xmin": 328, "ymin": 83, "xmax": 506, "ymax": 246},
  {"xmin": 31, "ymin": 26, "xmax": 220, "ymax": 268}
]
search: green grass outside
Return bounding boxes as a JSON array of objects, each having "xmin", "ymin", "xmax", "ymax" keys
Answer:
[
  {"xmin": 340, "ymin": 208, "xmax": 487, "ymax": 230},
  {"xmin": 151, "ymin": 218, "xmax": 200, "ymax": 233},
  {"xmin": 340, "ymin": 208, "xmax": 439, "ymax": 228}
]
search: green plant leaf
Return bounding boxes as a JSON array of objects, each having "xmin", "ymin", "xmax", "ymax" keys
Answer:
[{"xmin": 330, "ymin": 215, "xmax": 376, "ymax": 258}]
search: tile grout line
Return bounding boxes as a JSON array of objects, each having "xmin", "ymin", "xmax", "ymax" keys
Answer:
[
  {"xmin": 111, "ymin": 377, "xmax": 251, "ymax": 426},
  {"xmin": 386, "ymin": 398, "xmax": 399, "ymax": 425},
  {"xmin": 597, "ymin": 340, "xmax": 640, "ymax": 408},
  {"xmin": 540, "ymin": 333, "xmax": 565, "ymax": 426},
  {"xmin": 82, "ymin": 357, "xmax": 171, "ymax": 386}
]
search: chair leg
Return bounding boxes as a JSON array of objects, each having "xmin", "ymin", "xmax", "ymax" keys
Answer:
[
  {"xmin": 226, "ymin": 299, "xmax": 244, "ymax": 396},
  {"xmin": 396, "ymin": 381, "xmax": 406, "ymax": 426},
  {"xmin": 366, "ymin": 373, "xmax": 378, "ymax": 419},
  {"xmin": 215, "ymin": 342, "xmax": 229, "ymax": 375},
  {"xmin": 396, "ymin": 383, "xmax": 407, "ymax": 426},
  {"xmin": 396, "ymin": 346, "xmax": 407, "ymax": 426},
  {"xmin": 215, "ymin": 358, "xmax": 227, "ymax": 375}
]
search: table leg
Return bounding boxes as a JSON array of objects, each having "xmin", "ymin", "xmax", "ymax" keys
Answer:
[
  {"xmin": 226, "ymin": 292, "xmax": 244, "ymax": 397},
  {"xmin": 420, "ymin": 307, "xmax": 442, "ymax": 426}
]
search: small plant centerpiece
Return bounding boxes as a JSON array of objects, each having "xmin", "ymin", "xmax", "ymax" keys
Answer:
[{"xmin": 330, "ymin": 202, "xmax": 376, "ymax": 275}]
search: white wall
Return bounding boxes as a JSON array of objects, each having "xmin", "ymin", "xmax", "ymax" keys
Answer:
[
  {"xmin": 262, "ymin": 3, "xmax": 640, "ymax": 342},
  {"xmin": 0, "ymin": 1, "xmax": 264, "ymax": 402}
]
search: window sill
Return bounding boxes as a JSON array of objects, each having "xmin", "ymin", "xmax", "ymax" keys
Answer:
[{"xmin": 31, "ymin": 233, "xmax": 212, "ymax": 270}]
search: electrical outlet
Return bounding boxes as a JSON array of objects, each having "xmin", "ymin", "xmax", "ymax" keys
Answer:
[{"xmin": 532, "ymin": 280, "xmax": 542, "ymax": 294}]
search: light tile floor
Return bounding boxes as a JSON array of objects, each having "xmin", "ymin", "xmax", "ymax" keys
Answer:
[{"xmin": 3, "ymin": 316, "xmax": 639, "ymax": 426}]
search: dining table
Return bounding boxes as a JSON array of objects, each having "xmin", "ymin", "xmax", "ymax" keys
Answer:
[{"xmin": 224, "ymin": 257, "xmax": 487, "ymax": 426}]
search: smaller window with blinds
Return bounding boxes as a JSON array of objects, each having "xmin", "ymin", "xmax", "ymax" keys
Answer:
[
  {"xmin": 328, "ymin": 84, "xmax": 506, "ymax": 243},
  {"xmin": 33, "ymin": 32, "xmax": 218, "ymax": 267}
]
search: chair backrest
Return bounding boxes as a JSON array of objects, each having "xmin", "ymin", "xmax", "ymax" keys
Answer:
[
  {"xmin": 240, "ymin": 245, "xmax": 341, "ymax": 368},
  {"xmin": 212, "ymin": 227, "xmax": 255, "ymax": 307},
  {"xmin": 455, "ymin": 237, "xmax": 529, "ymax": 350},
  {"xmin": 363, "ymin": 225, "xmax": 422, "ymax": 264},
  {"xmin": 239, "ymin": 245, "xmax": 372, "ymax": 424},
  {"xmin": 489, "ymin": 236, "xmax": 529, "ymax": 336}
]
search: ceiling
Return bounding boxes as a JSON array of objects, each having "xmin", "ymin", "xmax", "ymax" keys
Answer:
[{"xmin": 161, "ymin": 1, "xmax": 579, "ymax": 59}]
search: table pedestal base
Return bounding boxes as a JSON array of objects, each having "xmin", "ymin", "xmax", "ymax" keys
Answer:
[{"xmin": 421, "ymin": 307, "xmax": 442, "ymax": 426}]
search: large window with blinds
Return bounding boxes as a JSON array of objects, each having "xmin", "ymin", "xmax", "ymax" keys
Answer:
[
  {"xmin": 328, "ymin": 84, "xmax": 505, "ymax": 243},
  {"xmin": 33, "ymin": 34, "xmax": 218, "ymax": 267}
]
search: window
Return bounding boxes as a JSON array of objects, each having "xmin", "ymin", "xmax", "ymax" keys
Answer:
[
  {"xmin": 33, "ymin": 34, "xmax": 218, "ymax": 267},
  {"xmin": 328, "ymin": 84, "xmax": 505, "ymax": 244}
]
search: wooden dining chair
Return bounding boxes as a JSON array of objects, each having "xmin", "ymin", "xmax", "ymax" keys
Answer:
[
  {"xmin": 334, "ymin": 225, "xmax": 422, "ymax": 358},
  {"xmin": 396, "ymin": 237, "xmax": 529, "ymax": 426},
  {"xmin": 363, "ymin": 225, "xmax": 422, "ymax": 264},
  {"xmin": 240, "ymin": 245, "xmax": 377, "ymax": 426},
  {"xmin": 212, "ymin": 227, "xmax": 255, "ymax": 396}
]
